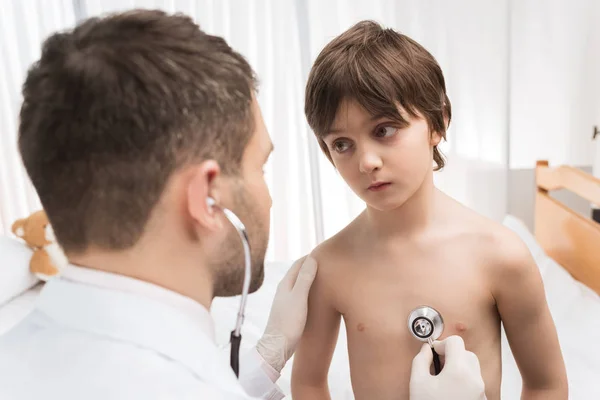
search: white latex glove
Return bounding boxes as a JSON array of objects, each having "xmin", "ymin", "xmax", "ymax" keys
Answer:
[
  {"xmin": 256, "ymin": 256, "xmax": 318, "ymax": 372},
  {"xmin": 410, "ymin": 336, "xmax": 487, "ymax": 400}
]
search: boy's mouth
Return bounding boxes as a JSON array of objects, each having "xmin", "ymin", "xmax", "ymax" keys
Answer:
[{"xmin": 367, "ymin": 181, "xmax": 391, "ymax": 191}]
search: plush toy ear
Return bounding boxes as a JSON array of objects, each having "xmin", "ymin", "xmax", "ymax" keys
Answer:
[{"xmin": 11, "ymin": 219, "xmax": 25, "ymax": 238}]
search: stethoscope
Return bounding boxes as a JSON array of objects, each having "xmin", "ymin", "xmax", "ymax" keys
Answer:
[
  {"xmin": 208, "ymin": 196, "xmax": 447, "ymax": 379},
  {"xmin": 408, "ymin": 305, "xmax": 444, "ymax": 375},
  {"xmin": 207, "ymin": 197, "xmax": 251, "ymax": 378}
]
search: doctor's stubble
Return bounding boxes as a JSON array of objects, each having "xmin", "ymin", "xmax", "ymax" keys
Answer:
[{"xmin": 210, "ymin": 181, "xmax": 268, "ymax": 297}]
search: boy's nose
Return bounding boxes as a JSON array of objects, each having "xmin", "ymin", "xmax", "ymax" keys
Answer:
[{"xmin": 359, "ymin": 151, "xmax": 383, "ymax": 174}]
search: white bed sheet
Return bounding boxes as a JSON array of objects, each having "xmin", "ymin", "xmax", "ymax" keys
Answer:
[
  {"xmin": 2, "ymin": 218, "xmax": 599, "ymax": 399},
  {"xmin": 501, "ymin": 216, "xmax": 600, "ymax": 399},
  {"xmin": 0, "ymin": 283, "xmax": 43, "ymax": 336}
]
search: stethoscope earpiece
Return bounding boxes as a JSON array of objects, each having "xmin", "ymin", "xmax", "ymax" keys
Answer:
[{"xmin": 206, "ymin": 196, "xmax": 216, "ymax": 208}]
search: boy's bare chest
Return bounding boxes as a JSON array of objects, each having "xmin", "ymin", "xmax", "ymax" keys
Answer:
[
  {"xmin": 332, "ymin": 252, "xmax": 499, "ymax": 350},
  {"xmin": 323, "ymin": 239, "xmax": 503, "ymax": 399}
]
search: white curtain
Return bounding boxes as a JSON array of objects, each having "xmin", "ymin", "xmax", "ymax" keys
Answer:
[
  {"xmin": 4, "ymin": 0, "xmax": 596, "ymax": 262},
  {"xmin": 0, "ymin": 0, "xmax": 76, "ymax": 235}
]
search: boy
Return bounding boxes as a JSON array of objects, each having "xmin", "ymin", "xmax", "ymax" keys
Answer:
[{"xmin": 291, "ymin": 21, "xmax": 567, "ymax": 400}]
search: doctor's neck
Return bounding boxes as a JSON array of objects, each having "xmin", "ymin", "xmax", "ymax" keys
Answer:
[{"xmin": 67, "ymin": 227, "xmax": 215, "ymax": 310}]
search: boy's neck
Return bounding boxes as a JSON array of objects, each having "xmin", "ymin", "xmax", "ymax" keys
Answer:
[{"xmin": 365, "ymin": 168, "xmax": 438, "ymax": 239}]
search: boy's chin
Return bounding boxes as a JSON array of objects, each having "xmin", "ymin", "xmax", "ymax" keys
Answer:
[
  {"xmin": 363, "ymin": 196, "xmax": 409, "ymax": 212},
  {"xmin": 367, "ymin": 203, "xmax": 404, "ymax": 212}
]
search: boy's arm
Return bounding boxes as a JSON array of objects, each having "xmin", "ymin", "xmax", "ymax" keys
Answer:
[
  {"xmin": 291, "ymin": 255, "xmax": 341, "ymax": 400},
  {"xmin": 492, "ymin": 232, "xmax": 568, "ymax": 399}
]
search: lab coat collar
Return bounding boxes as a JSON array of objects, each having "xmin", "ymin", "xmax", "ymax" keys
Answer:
[
  {"xmin": 35, "ymin": 274, "xmax": 246, "ymax": 395},
  {"xmin": 60, "ymin": 264, "xmax": 216, "ymax": 342}
]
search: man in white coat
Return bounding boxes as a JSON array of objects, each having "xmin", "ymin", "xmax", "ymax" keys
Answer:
[{"xmin": 0, "ymin": 9, "xmax": 486, "ymax": 400}]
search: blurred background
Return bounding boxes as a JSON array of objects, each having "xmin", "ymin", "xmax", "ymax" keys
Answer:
[{"xmin": 1, "ymin": 0, "xmax": 599, "ymax": 262}]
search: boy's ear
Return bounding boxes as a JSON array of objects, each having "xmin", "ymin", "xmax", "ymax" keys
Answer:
[{"xmin": 430, "ymin": 131, "xmax": 443, "ymax": 147}]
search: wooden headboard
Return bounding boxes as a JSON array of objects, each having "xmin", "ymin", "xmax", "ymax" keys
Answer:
[{"xmin": 535, "ymin": 160, "xmax": 600, "ymax": 295}]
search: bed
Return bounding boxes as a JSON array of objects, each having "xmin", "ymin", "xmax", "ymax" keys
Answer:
[
  {"xmin": 499, "ymin": 161, "xmax": 600, "ymax": 399},
  {"xmin": 1, "ymin": 160, "xmax": 599, "ymax": 399}
]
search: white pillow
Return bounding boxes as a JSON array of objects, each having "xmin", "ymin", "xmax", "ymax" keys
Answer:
[{"xmin": 0, "ymin": 235, "xmax": 40, "ymax": 306}]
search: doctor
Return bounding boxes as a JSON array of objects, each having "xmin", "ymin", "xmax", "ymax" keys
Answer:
[{"xmin": 0, "ymin": 9, "xmax": 485, "ymax": 400}]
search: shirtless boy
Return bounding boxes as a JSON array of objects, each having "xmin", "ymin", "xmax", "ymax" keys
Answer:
[{"xmin": 291, "ymin": 21, "xmax": 568, "ymax": 400}]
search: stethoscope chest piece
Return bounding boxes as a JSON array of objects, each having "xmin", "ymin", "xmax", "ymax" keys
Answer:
[
  {"xmin": 408, "ymin": 305, "xmax": 445, "ymax": 375},
  {"xmin": 408, "ymin": 305, "xmax": 444, "ymax": 343}
]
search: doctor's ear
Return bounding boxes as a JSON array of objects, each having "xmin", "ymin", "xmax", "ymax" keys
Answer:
[{"xmin": 186, "ymin": 161, "xmax": 223, "ymax": 231}]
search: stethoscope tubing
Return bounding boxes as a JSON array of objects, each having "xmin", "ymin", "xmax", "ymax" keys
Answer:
[{"xmin": 209, "ymin": 199, "xmax": 252, "ymax": 378}]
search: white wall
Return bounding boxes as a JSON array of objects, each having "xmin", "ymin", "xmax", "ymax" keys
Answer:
[{"xmin": 510, "ymin": 0, "xmax": 600, "ymax": 169}]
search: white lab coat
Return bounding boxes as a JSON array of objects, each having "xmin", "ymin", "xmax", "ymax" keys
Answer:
[{"xmin": 0, "ymin": 266, "xmax": 284, "ymax": 400}]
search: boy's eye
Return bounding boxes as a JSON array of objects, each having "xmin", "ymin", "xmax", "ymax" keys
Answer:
[
  {"xmin": 375, "ymin": 126, "xmax": 397, "ymax": 138},
  {"xmin": 332, "ymin": 140, "xmax": 352, "ymax": 153}
]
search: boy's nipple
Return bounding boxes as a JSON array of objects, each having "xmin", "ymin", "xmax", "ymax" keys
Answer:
[{"xmin": 454, "ymin": 322, "xmax": 468, "ymax": 333}]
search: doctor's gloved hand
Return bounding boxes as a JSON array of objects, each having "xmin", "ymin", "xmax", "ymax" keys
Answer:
[
  {"xmin": 410, "ymin": 336, "xmax": 487, "ymax": 400},
  {"xmin": 256, "ymin": 256, "xmax": 318, "ymax": 373}
]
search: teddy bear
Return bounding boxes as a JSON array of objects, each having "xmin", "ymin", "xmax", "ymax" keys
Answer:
[{"xmin": 11, "ymin": 210, "xmax": 68, "ymax": 281}]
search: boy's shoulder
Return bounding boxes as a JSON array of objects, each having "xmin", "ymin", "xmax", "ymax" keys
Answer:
[
  {"xmin": 452, "ymin": 207, "xmax": 535, "ymax": 275},
  {"xmin": 311, "ymin": 218, "xmax": 359, "ymax": 261},
  {"xmin": 309, "ymin": 212, "xmax": 366, "ymax": 270},
  {"xmin": 464, "ymin": 214, "xmax": 541, "ymax": 296}
]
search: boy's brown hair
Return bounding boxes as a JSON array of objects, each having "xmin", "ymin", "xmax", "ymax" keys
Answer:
[
  {"xmin": 18, "ymin": 10, "xmax": 257, "ymax": 253},
  {"xmin": 305, "ymin": 20, "xmax": 451, "ymax": 170}
]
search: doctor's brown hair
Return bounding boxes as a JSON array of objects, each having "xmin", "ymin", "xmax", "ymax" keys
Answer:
[
  {"xmin": 305, "ymin": 20, "xmax": 451, "ymax": 170},
  {"xmin": 18, "ymin": 10, "xmax": 257, "ymax": 253}
]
